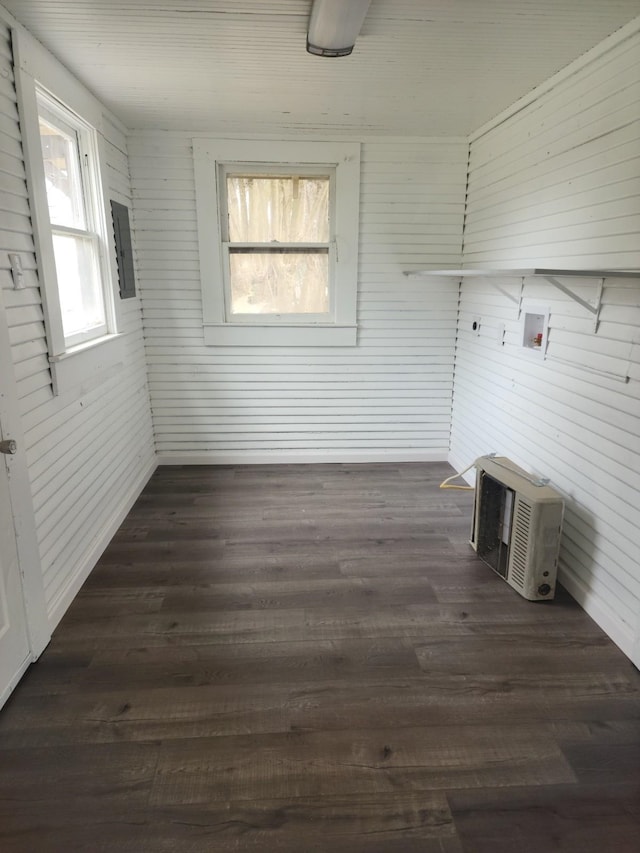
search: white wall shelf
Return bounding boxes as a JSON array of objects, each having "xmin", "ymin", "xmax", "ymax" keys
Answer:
[
  {"xmin": 403, "ymin": 268, "xmax": 640, "ymax": 333},
  {"xmin": 403, "ymin": 268, "xmax": 640, "ymax": 277}
]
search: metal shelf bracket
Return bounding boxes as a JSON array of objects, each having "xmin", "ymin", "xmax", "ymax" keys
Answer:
[
  {"xmin": 492, "ymin": 282, "xmax": 520, "ymax": 306},
  {"xmin": 543, "ymin": 275, "xmax": 604, "ymax": 332}
]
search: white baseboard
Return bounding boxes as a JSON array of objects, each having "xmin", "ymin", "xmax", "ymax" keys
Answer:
[
  {"xmin": 558, "ymin": 562, "xmax": 636, "ymax": 664},
  {"xmin": 47, "ymin": 457, "xmax": 158, "ymax": 633},
  {"xmin": 157, "ymin": 450, "xmax": 450, "ymax": 465}
]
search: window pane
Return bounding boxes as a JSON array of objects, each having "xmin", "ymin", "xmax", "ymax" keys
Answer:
[
  {"xmin": 52, "ymin": 233, "xmax": 106, "ymax": 339},
  {"xmin": 229, "ymin": 251, "xmax": 329, "ymax": 315},
  {"xmin": 39, "ymin": 115, "xmax": 87, "ymax": 229},
  {"xmin": 227, "ymin": 176, "xmax": 329, "ymax": 243}
]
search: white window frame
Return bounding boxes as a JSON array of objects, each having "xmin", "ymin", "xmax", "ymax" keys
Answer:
[
  {"xmin": 13, "ymin": 28, "xmax": 123, "ymax": 396},
  {"xmin": 36, "ymin": 89, "xmax": 110, "ymax": 348},
  {"xmin": 193, "ymin": 139, "xmax": 360, "ymax": 347}
]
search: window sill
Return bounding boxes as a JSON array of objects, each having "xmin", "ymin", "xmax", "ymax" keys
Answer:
[
  {"xmin": 49, "ymin": 333, "xmax": 125, "ymax": 397},
  {"xmin": 203, "ymin": 324, "xmax": 357, "ymax": 347}
]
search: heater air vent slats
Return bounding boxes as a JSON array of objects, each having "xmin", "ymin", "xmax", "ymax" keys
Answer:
[{"xmin": 510, "ymin": 501, "xmax": 532, "ymax": 588}]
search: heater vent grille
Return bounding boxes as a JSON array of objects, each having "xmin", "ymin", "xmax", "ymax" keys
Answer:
[{"xmin": 510, "ymin": 500, "xmax": 532, "ymax": 589}]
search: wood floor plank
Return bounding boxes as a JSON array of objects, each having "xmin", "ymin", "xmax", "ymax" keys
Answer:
[
  {"xmin": 448, "ymin": 783, "xmax": 640, "ymax": 853},
  {"xmin": 159, "ymin": 576, "xmax": 439, "ymax": 612},
  {"xmin": 0, "ymin": 741, "xmax": 159, "ymax": 805},
  {"xmin": 339, "ymin": 554, "xmax": 481, "ymax": 576},
  {"xmin": 85, "ymin": 557, "xmax": 344, "ymax": 585},
  {"xmin": 413, "ymin": 630, "xmax": 635, "ymax": 677},
  {"xmin": 561, "ymin": 740, "xmax": 640, "ymax": 786},
  {"xmin": 22, "ymin": 637, "xmax": 420, "ymax": 695},
  {"xmin": 149, "ymin": 725, "xmax": 576, "ymax": 805},
  {"xmin": 0, "ymin": 793, "xmax": 462, "ymax": 853},
  {"xmin": 44, "ymin": 607, "xmax": 308, "ymax": 643}
]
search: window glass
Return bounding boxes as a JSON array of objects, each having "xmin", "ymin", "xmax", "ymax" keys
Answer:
[
  {"xmin": 38, "ymin": 112, "xmax": 87, "ymax": 230},
  {"xmin": 51, "ymin": 233, "xmax": 105, "ymax": 338},
  {"xmin": 226, "ymin": 175, "xmax": 329, "ymax": 243},
  {"xmin": 224, "ymin": 172, "xmax": 331, "ymax": 318},
  {"xmin": 229, "ymin": 250, "xmax": 329, "ymax": 315}
]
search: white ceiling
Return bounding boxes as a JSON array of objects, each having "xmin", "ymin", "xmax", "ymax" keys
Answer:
[{"xmin": 4, "ymin": 0, "xmax": 640, "ymax": 136}]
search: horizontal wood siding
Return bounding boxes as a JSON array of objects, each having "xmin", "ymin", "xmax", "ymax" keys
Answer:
[
  {"xmin": 463, "ymin": 30, "xmax": 640, "ymax": 269},
  {"xmin": 450, "ymin": 29, "xmax": 640, "ymax": 663},
  {"xmin": 131, "ymin": 134, "xmax": 467, "ymax": 462},
  {"xmin": 0, "ymin": 23, "xmax": 155, "ymax": 624}
]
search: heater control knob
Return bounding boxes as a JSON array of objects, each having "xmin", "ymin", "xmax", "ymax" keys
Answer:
[{"xmin": 538, "ymin": 584, "xmax": 551, "ymax": 596}]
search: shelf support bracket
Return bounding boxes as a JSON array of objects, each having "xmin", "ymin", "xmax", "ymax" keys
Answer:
[
  {"xmin": 517, "ymin": 277, "xmax": 525, "ymax": 319},
  {"xmin": 491, "ymin": 283, "xmax": 520, "ymax": 305},
  {"xmin": 544, "ymin": 275, "xmax": 604, "ymax": 332}
]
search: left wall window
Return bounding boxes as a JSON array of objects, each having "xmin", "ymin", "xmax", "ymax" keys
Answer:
[
  {"xmin": 15, "ymin": 27, "xmax": 124, "ymax": 395},
  {"xmin": 37, "ymin": 89, "xmax": 108, "ymax": 348}
]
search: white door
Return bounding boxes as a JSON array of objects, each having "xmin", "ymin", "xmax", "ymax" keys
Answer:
[
  {"xmin": 0, "ymin": 286, "xmax": 49, "ymax": 709},
  {"xmin": 0, "ymin": 432, "xmax": 31, "ymax": 707}
]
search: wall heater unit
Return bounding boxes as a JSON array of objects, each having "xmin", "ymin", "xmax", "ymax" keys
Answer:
[{"xmin": 470, "ymin": 456, "xmax": 564, "ymax": 600}]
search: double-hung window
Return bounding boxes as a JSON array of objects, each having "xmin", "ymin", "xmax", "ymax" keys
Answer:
[
  {"xmin": 36, "ymin": 89, "xmax": 108, "ymax": 348},
  {"xmin": 222, "ymin": 168, "xmax": 332, "ymax": 321},
  {"xmin": 15, "ymin": 23, "xmax": 124, "ymax": 397},
  {"xmin": 194, "ymin": 140, "xmax": 360, "ymax": 346}
]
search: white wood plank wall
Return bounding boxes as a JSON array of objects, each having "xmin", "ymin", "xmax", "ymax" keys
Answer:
[
  {"xmin": 449, "ymin": 28, "xmax": 640, "ymax": 664},
  {"xmin": 0, "ymin": 22, "xmax": 155, "ymax": 628},
  {"xmin": 130, "ymin": 134, "xmax": 468, "ymax": 463}
]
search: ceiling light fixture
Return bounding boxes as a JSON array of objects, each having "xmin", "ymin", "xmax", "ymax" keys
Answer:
[{"xmin": 307, "ymin": 0, "xmax": 372, "ymax": 57}]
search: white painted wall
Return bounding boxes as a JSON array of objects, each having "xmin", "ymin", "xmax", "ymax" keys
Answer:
[
  {"xmin": 130, "ymin": 134, "xmax": 468, "ymax": 463},
  {"xmin": 0, "ymin": 18, "xmax": 156, "ymax": 631},
  {"xmin": 450, "ymin": 25, "xmax": 640, "ymax": 664}
]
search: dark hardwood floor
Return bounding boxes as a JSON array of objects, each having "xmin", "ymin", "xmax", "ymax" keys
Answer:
[{"xmin": 1, "ymin": 462, "xmax": 639, "ymax": 852}]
